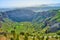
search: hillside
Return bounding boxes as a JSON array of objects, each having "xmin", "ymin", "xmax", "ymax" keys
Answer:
[{"xmin": 0, "ymin": 6, "xmax": 60, "ymax": 40}]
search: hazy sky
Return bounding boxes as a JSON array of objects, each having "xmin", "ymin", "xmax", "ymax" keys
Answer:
[{"xmin": 0, "ymin": 0, "xmax": 60, "ymax": 8}]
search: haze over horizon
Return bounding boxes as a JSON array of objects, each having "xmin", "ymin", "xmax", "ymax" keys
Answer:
[{"xmin": 0, "ymin": 0, "xmax": 60, "ymax": 8}]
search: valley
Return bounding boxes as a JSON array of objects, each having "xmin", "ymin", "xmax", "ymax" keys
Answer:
[{"xmin": 0, "ymin": 5, "xmax": 60, "ymax": 40}]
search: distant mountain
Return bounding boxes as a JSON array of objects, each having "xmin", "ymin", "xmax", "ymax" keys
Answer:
[
  {"xmin": 25, "ymin": 4, "xmax": 60, "ymax": 12},
  {"xmin": 0, "ymin": 3, "xmax": 60, "ymax": 12},
  {"xmin": 49, "ymin": 3, "xmax": 60, "ymax": 7}
]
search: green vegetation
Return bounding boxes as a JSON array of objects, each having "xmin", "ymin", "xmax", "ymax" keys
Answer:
[{"xmin": 0, "ymin": 10, "xmax": 60, "ymax": 40}]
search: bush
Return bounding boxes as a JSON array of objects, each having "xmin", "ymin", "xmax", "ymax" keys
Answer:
[{"xmin": 56, "ymin": 31, "xmax": 60, "ymax": 35}]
